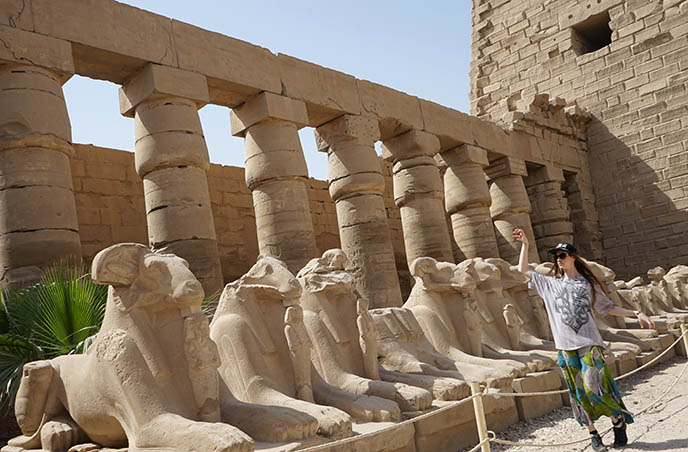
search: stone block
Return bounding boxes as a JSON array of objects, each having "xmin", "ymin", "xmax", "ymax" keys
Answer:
[
  {"xmin": 615, "ymin": 353, "xmax": 638, "ymax": 376},
  {"xmin": 230, "ymin": 92, "xmax": 308, "ymax": 136},
  {"xmin": 512, "ymin": 369, "xmax": 564, "ymax": 421},
  {"xmin": 0, "ymin": 186, "xmax": 78, "ymax": 234},
  {"xmin": 418, "ymin": 99, "xmax": 473, "ymax": 151},
  {"xmin": 147, "ymin": 204, "xmax": 217, "ymax": 245},
  {"xmin": 0, "ymin": 0, "xmax": 33, "ymax": 30},
  {"xmin": 277, "ymin": 53, "xmax": 361, "ymax": 127},
  {"xmin": 143, "ymin": 166, "xmax": 211, "ymax": 211},
  {"xmin": 0, "ymin": 65, "xmax": 72, "ymax": 143},
  {"xmin": 441, "ymin": 144, "xmax": 489, "ymax": 168},
  {"xmin": 0, "ymin": 229, "xmax": 81, "ymax": 272},
  {"xmin": 381, "ymin": 130, "xmax": 440, "ymax": 162},
  {"xmin": 134, "ymin": 130, "xmax": 210, "ymax": 177},
  {"xmin": 316, "ymin": 115, "xmax": 381, "ymax": 151},
  {"xmin": 357, "ymin": 80, "xmax": 423, "ymax": 140},
  {"xmin": 0, "ymin": 25, "xmax": 73, "ymax": 78},
  {"xmin": 173, "ymin": 20, "xmax": 281, "ymax": 107},
  {"xmin": 120, "ymin": 64, "xmax": 209, "ymax": 116},
  {"xmin": 525, "ymin": 165, "xmax": 565, "ymax": 185},
  {"xmin": 31, "ymin": 0, "xmax": 176, "ymax": 83},
  {"xmin": 485, "ymin": 157, "xmax": 528, "ymax": 180},
  {"xmin": 0, "ymin": 148, "xmax": 73, "ymax": 190}
]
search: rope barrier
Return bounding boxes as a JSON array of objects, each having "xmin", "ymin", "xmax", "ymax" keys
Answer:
[
  {"xmin": 298, "ymin": 390, "xmax": 486, "ymax": 452},
  {"xmin": 299, "ymin": 324, "xmax": 688, "ymax": 451}
]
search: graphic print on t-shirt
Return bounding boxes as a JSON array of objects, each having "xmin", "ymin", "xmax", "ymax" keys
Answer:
[{"xmin": 553, "ymin": 283, "xmax": 590, "ymax": 333}]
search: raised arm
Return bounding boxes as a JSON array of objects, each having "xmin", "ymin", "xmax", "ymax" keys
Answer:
[{"xmin": 512, "ymin": 228, "xmax": 530, "ymax": 275}]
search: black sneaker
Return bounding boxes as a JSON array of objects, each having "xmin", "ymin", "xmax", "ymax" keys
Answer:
[
  {"xmin": 613, "ymin": 419, "xmax": 628, "ymax": 447},
  {"xmin": 591, "ymin": 432, "xmax": 608, "ymax": 451}
]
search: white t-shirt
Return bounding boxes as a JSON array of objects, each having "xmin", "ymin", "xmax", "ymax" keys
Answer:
[{"xmin": 528, "ymin": 271, "xmax": 614, "ymax": 351}]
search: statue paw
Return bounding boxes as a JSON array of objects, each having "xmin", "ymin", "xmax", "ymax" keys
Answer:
[
  {"xmin": 40, "ymin": 419, "xmax": 77, "ymax": 452},
  {"xmin": 350, "ymin": 394, "xmax": 400, "ymax": 422},
  {"xmin": 392, "ymin": 384, "xmax": 432, "ymax": 411}
]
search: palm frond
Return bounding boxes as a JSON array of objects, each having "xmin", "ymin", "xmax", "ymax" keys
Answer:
[{"xmin": 0, "ymin": 334, "xmax": 44, "ymax": 416}]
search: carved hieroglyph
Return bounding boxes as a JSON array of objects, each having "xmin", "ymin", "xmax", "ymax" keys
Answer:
[
  {"xmin": 0, "ymin": 64, "xmax": 81, "ymax": 288},
  {"xmin": 210, "ymin": 255, "xmax": 352, "ymax": 441},
  {"xmin": 298, "ymin": 249, "xmax": 454, "ymax": 407},
  {"xmin": 7, "ymin": 243, "xmax": 252, "ymax": 452}
]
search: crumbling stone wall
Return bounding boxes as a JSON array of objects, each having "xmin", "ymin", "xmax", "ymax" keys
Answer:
[
  {"xmin": 471, "ymin": 0, "xmax": 688, "ymax": 279},
  {"xmin": 70, "ymin": 144, "xmax": 406, "ymax": 288}
]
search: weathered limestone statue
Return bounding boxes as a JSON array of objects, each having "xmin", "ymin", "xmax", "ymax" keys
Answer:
[
  {"xmin": 615, "ymin": 279, "xmax": 681, "ymax": 333},
  {"xmin": 487, "ymin": 259, "xmax": 554, "ymax": 347},
  {"xmin": 465, "ymin": 258, "xmax": 558, "ymax": 371},
  {"xmin": 665, "ymin": 265, "xmax": 688, "ymax": 309},
  {"xmin": 503, "ymin": 304, "xmax": 524, "ymax": 351},
  {"xmin": 371, "ymin": 305, "xmax": 481, "ymax": 393},
  {"xmin": 297, "ymin": 249, "xmax": 441, "ymax": 409},
  {"xmin": 6, "ymin": 243, "xmax": 253, "ymax": 452},
  {"xmin": 209, "ymin": 255, "xmax": 352, "ymax": 441},
  {"xmin": 647, "ymin": 266, "xmax": 688, "ymax": 314},
  {"xmin": 403, "ymin": 256, "xmax": 529, "ymax": 387}
]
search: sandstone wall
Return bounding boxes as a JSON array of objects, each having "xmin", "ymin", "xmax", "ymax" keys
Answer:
[
  {"xmin": 470, "ymin": 0, "xmax": 688, "ymax": 279},
  {"xmin": 70, "ymin": 144, "xmax": 407, "ymax": 290}
]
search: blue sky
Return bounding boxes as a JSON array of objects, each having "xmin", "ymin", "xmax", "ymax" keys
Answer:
[{"xmin": 63, "ymin": 1, "xmax": 472, "ymax": 180}]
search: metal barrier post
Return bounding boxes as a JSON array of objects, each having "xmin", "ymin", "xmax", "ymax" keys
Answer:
[
  {"xmin": 470, "ymin": 381, "xmax": 491, "ymax": 452},
  {"xmin": 681, "ymin": 324, "xmax": 688, "ymax": 358}
]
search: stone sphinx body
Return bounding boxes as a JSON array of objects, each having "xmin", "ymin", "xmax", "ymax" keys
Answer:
[
  {"xmin": 401, "ymin": 257, "xmax": 529, "ymax": 387},
  {"xmin": 8, "ymin": 243, "xmax": 253, "ymax": 452},
  {"xmin": 453, "ymin": 258, "xmax": 557, "ymax": 372},
  {"xmin": 297, "ymin": 250, "xmax": 459, "ymax": 407},
  {"xmin": 209, "ymin": 255, "xmax": 352, "ymax": 441}
]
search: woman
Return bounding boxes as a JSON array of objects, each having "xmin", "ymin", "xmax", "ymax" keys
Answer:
[{"xmin": 513, "ymin": 228, "xmax": 655, "ymax": 451}]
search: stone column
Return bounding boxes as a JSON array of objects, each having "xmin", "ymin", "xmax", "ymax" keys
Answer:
[
  {"xmin": 120, "ymin": 64, "xmax": 223, "ymax": 296},
  {"xmin": 438, "ymin": 144, "xmax": 499, "ymax": 261},
  {"xmin": 381, "ymin": 130, "xmax": 453, "ymax": 267},
  {"xmin": 486, "ymin": 157, "xmax": 539, "ymax": 264},
  {"xmin": 315, "ymin": 115, "xmax": 402, "ymax": 308},
  {"xmin": 0, "ymin": 61, "xmax": 81, "ymax": 288},
  {"xmin": 525, "ymin": 165, "xmax": 573, "ymax": 263},
  {"xmin": 230, "ymin": 92, "xmax": 317, "ymax": 274}
]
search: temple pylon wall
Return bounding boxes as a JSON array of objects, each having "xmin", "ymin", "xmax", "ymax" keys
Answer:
[{"xmin": 470, "ymin": 0, "xmax": 688, "ymax": 279}]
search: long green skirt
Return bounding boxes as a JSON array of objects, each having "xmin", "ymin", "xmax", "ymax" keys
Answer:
[{"xmin": 558, "ymin": 346, "xmax": 634, "ymax": 427}]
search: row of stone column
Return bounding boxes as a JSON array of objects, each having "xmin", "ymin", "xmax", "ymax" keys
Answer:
[{"xmin": 0, "ymin": 60, "xmax": 575, "ymax": 310}]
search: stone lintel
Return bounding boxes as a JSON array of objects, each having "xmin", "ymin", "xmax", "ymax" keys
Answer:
[
  {"xmin": 485, "ymin": 156, "xmax": 528, "ymax": 180},
  {"xmin": 230, "ymin": 91, "xmax": 308, "ymax": 137},
  {"xmin": 119, "ymin": 63, "xmax": 209, "ymax": 117},
  {"xmin": 525, "ymin": 165, "xmax": 565, "ymax": 186},
  {"xmin": 438, "ymin": 144, "xmax": 489, "ymax": 169},
  {"xmin": 0, "ymin": 25, "xmax": 74, "ymax": 81},
  {"xmin": 315, "ymin": 114, "xmax": 380, "ymax": 153},
  {"xmin": 380, "ymin": 129, "xmax": 440, "ymax": 162}
]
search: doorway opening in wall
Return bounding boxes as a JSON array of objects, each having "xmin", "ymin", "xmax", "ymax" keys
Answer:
[{"xmin": 571, "ymin": 10, "xmax": 612, "ymax": 55}]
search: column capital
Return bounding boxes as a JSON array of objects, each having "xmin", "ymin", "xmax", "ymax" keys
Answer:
[
  {"xmin": 315, "ymin": 114, "xmax": 380, "ymax": 152},
  {"xmin": 380, "ymin": 129, "xmax": 440, "ymax": 162},
  {"xmin": 437, "ymin": 144, "xmax": 489, "ymax": 169},
  {"xmin": 525, "ymin": 165, "xmax": 565, "ymax": 185},
  {"xmin": 230, "ymin": 92, "xmax": 308, "ymax": 137},
  {"xmin": 485, "ymin": 156, "xmax": 528, "ymax": 180},
  {"xmin": 0, "ymin": 27, "xmax": 74, "ymax": 82},
  {"xmin": 119, "ymin": 63, "xmax": 209, "ymax": 117}
]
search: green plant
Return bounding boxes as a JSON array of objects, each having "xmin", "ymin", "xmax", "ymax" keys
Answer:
[{"xmin": 0, "ymin": 264, "xmax": 107, "ymax": 416}]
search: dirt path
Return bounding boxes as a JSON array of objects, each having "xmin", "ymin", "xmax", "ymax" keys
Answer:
[{"xmin": 465, "ymin": 355, "xmax": 688, "ymax": 452}]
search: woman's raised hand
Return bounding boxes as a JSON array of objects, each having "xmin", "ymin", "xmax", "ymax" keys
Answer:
[{"xmin": 513, "ymin": 228, "xmax": 528, "ymax": 245}]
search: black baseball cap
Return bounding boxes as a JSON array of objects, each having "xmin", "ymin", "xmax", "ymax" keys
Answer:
[{"xmin": 548, "ymin": 242, "xmax": 577, "ymax": 255}]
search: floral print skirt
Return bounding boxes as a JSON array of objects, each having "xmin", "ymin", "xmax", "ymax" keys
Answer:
[{"xmin": 558, "ymin": 346, "xmax": 634, "ymax": 426}]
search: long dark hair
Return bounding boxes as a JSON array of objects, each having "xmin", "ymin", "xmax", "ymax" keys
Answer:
[{"xmin": 548, "ymin": 254, "xmax": 610, "ymax": 307}]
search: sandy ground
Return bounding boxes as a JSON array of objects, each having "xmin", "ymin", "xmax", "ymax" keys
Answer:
[{"xmin": 463, "ymin": 355, "xmax": 688, "ymax": 452}]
